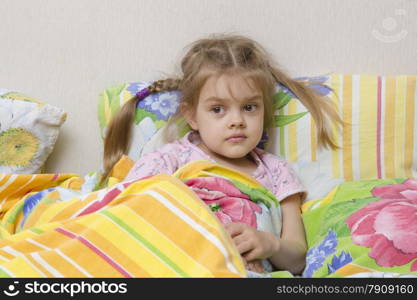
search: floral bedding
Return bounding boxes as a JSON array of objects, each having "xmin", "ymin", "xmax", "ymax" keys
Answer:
[
  {"xmin": 302, "ymin": 178, "xmax": 417, "ymax": 277},
  {"xmin": 0, "ymin": 149, "xmax": 416, "ymax": 277}
]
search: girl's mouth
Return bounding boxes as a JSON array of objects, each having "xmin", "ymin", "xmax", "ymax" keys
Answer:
[{"xmin": 227, "ymin": 135, "xmax": 247, "ymax": 143}]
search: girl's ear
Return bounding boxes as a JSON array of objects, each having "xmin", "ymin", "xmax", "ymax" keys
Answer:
[{"xmin": 181, "ymin": 102, "xmax": 198, "ymax": 130}]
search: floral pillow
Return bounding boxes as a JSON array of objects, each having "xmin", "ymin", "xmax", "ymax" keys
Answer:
[
  {"xmin": 301, "ymin": 177, "xmax": 417, "ymax": 277},
  {"xmin": 0, "ymin": 89, "xmax": 66, "ymax": 173},
  {"xmin": 98, "ymin": 82, "xmax": 183, "ymax": 162}
]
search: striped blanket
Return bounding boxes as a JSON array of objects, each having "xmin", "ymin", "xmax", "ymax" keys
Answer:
[{"xmin": 0, "ymin": 159, "xmax": 257, "ymax": 277}]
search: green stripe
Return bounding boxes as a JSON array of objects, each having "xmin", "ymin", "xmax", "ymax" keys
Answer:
[
  {"xmin": 30, "ymin": 227, "xmax": 44, "ymax": 235},
  {"xmin": 229, "ymin": 179, "xmax": 278, "ymax": 208},
  {"xmin": 5, "ymin": 201, "xmax": 24, "ymax": 225},
  {"xmin": 0, "ymin": 267, "xmax": 13, "ymax": 277},
  {"xmin": 100, "ymin": 210, "xmax": 190, "ymax": 277},
  {"xmin": 279, "ymin": 108, "xmax": 286, "ymax": 156},
  {"xmin": 97, "ymin": 92, "xmax": 107, "ymax": 136}
]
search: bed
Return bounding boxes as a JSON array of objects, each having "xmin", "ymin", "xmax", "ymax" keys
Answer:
[{"xmin": 0, "ymin": 74, "xmax": 416, "ymax": 277}]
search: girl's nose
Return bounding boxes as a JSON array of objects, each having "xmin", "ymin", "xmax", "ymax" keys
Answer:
[{"xmin": 228, "ymin": 112, "xmax": 246, "ymax": 128}]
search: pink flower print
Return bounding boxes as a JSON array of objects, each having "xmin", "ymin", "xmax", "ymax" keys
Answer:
[
  {"xmin": 184, "ymin": 177, "xmax": 261, "ymax": 228},
  {"xmin": 345, "ymin": 179, "xmax": 417, "ymax": 271}
]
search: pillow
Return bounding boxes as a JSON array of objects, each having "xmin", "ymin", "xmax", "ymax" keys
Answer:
[
  {"xmin": 98, "ymin": 82, "xmax": 183, "ymax": 162},
  {"xmin": 266, "ymin": 75, "xmax": 417, "ymax": 200},
  {"xmin": 0, "ymin": 89, "xmax": 66, "ymax": 174}
]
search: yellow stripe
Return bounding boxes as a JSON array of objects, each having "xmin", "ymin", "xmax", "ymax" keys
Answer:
[
  {"xmin": 359, "ymin": 75, "xmax": 378, "ymax": 179},
  {"xmin": 405, "ymin": 76, "xmax": 416, "ymax": 177},
  {"xmin": 37, "ymin": 250, "xmax": 87, "ymax": 277},
  {"xmin": 310, "ymin": 114, "xmax": 317, "ymax": 161},
  {"xmin": 394, "ymin": 76, "xmax": 407, "ymax": 178},
  {"xmin": 0, "ymin": 249, "xmax": 15, "ymax": 260},
  {"xmin": 330, "ymin": 75, "xmax": 341, "ymax": 178},
  {"xmin": 3, "ymin": 256, "xmax": 42, "ymax": 277},
  {"xmin": 0, "ymin": 175, "xmax": 31, "ymax": 199},
  {"xmin": 335, "ymin": 263, "xmax": 375, "ymax": 277},
  {"xmin": 148, "ymin": 183, "xmax": 242, "ymax": 276},
  {"xmin": 7, "ymin": 222, "xmax": 60, "ymax": 243},
  {"xmin": 57, "ymin": 222, "xmax": 131, "ymax": 277},
  {"xmin": 25, "ymin": 254, "xmax": 53, "ymax": 277},
  {"xmin": 288, "ymin": 99, "xmax": 298, "ymax": 162},
  {"xmin": 0, "ymin": 174, "xmax": 10, "ymax": 187},
  {"xmin": 50, "ymin": 194, "xmax": 98, "ymax": 222},
  {"xmin": 123, "ymin": 89, "xmax": 133, "ymax": 104},
  {"xmin": 114, "ymin": 203, "xmax": 211, "ymax": 276},
  {"xmin": 384, "ymin": 76, "xmax": 396, "ymax": 178},
  {"xmin": 153, "ymin": 186, "xmax": 220, "ymax": 231},
  {"xmin": 151, "ymin": 186, "xmax": 242, "ymax": 271},
  {"xmin": 5, "ymin": 239, "xmax": 42, "ymax": 254},
  {"xmin": 120, "ymin": 186, "xmax": 243, "ymax": 276},
  {"xmin": 30, "ymin": 200, "xmax": 79, "ymax": 229},
  {"xmin": 122, "ymin": 191, "xmax": 228, "ymax": 273},
  {"xmin": 342, "ymin": 75, "xmax": 353, "ymax": 181},
  {"xmin": 103, "ymin": 92, "xmax": 112, "ymax": 124},
  {"xmin": 69, "ymin": 220, "xmax": 151, "ymax": 277},
  {"xmin": 124, "ymin": 176, "xmax": 223, "ymax": 231}
]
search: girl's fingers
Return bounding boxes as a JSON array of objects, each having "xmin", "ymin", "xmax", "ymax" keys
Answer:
[
  {"xmin": 224, "ymin": 222, "xmax": 245, "ymax": 237},
  {"xmin": 243, "ymin": 248, "xmax": 261, "ymax": 262},
  {"xmin": 231, "ymin": 233, "xmax": 247, "ymax": 247},
  {"xmin": 235, "ymin": 240, "xmax": 253, "ymax": 255}
]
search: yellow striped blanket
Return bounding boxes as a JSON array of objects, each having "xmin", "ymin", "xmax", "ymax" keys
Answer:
[{"xmin": 0, "ymin": 159, "xmax": 267, "ymax": 278}]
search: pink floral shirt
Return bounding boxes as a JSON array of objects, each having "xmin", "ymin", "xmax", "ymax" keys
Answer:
[{"xmin": 125, "ymin": 131, "xmax": 306, "ymax": 202}]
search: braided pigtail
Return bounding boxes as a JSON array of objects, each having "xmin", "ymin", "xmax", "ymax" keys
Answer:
[{"xmin": 101, "ymin": 78, "xmax": 181, "ymax": 183}]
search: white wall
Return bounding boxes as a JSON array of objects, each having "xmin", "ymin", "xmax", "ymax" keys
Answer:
[{"xmin": 1, "ymin": 0, "xmax": 416, "ymax": 175}]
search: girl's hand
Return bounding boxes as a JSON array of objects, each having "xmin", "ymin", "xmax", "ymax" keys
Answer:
[{"xmin": 224, "ymin": 222, "xmax": 280, "ymax": 262}]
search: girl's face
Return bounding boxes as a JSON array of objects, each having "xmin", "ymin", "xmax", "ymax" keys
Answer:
[{"xmin": 186, "ymin": 72, "xmax": 264, "ymax": 161}]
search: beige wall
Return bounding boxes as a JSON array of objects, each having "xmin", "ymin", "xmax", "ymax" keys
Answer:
[{"xmin": 1, "ymin": 0, "xmax": 416, "ymax": 175}]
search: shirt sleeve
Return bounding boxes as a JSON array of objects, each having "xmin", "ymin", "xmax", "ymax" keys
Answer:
[
  {"xmin": 265, "ymin": 154, "xmax": 308, "ymax": 202},
  {"xmin": 124, "ymin": 147, "xmax": 179, "ymax": 181}
]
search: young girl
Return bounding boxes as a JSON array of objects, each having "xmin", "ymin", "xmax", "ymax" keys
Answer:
[{"xmin": 102, "ymin": 34, "xmax": 342, "ymax": 275}]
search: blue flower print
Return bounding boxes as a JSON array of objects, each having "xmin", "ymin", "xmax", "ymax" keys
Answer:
[
  {"xmin": 139, "ymin": 91, "xmax": 181, "ymax": 121},
  {"xmin": 327, "ymin": 251, "xmax": 353, "ymax": 275},
  {"xmin": 308, "ymin": 83, "xmax": 331, "ymax": 96},
  {"xmin": 297, "ymin": 76, "xmax": 331, "ymax": 96},
  {"xmin": 295, "ymin": 76, "xmax": 329, "ymax": 83},
  {"xmin": 126, "ymin": 82, "xmax": 148, "ymax": 95},
  {"xmin": 303, "ymin": 229, "xmax": 338, "ymax": 277},
  {"xmin": 21, "ymin": 188, "xmax": 55, "ymax": 227},
  {"xmin": 276, "ymin": 76, "xmax": 331, "ymax": 99}
]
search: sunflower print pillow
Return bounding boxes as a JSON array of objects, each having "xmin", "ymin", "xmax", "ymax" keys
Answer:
[{"xmin": 0, "ymin": 89, "xmax": 66, "ymax": 174}]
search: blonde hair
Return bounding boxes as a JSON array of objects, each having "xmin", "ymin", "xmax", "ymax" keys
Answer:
[{"xmin": 102, "ymin": 33, "xmax": 343, "ymax": 181}]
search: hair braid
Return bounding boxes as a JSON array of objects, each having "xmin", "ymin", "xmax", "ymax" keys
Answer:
[
  {"xmin": 148, "ymin": 79, "xmax": 181, "ymax": 93},
  {"xmin": 101, "ymin": 78, "xmax": 181, "ymax": 184}
]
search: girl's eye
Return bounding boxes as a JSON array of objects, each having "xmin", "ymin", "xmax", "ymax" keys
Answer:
[
  {"xmin": 211, "ymin": 106, "xmax": 224, "ymax": 114},
  {"xmin": 244, "ymin": 104, "xmax": 257, "ymax": 112}
]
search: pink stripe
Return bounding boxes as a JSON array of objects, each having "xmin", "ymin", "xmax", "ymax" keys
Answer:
[
  {"xmin": 51, "ymin": 174, "xmax": 59, "ymax": 181},
  {"xmin": 55, "ymin": 227, "xmax": 132, "ymax": 277},
  {"xmin": 76, "ymin": 188, "xmax": 122, "ymax": 217},
  {"xmin": 376, "ymin": 76, "xmax": 382, "ymax": 179}
]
